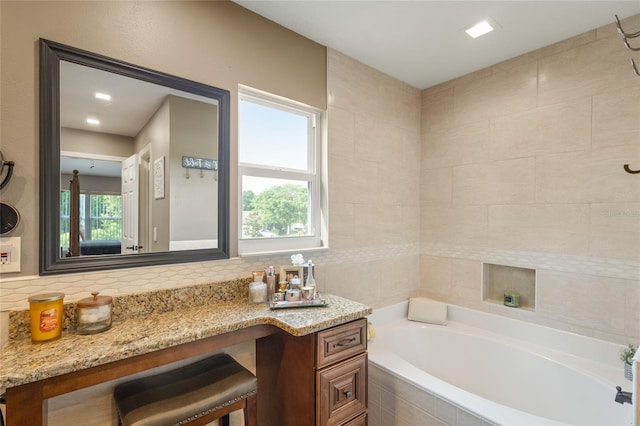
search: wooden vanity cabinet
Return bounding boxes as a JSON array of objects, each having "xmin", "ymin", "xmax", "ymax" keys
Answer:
[{"xmin": 257, "ymin": 318, "xmax": 368, "ymax": 426}]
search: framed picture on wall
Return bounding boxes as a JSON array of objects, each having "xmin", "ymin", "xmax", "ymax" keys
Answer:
[{"xmin": 154, "ymin": 156, "xmax": 165, "ymax": 200}]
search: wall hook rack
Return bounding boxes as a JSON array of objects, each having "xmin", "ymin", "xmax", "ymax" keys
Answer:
[
  {"xmin": 615, "ymin": 15, "xmax": 640, "ymax": 39},
  {"xmin": 632, "ymin": 59, "xmax": 640, "ymax": 77},
  {"xmin": 623, "ymin": 164, "xmax": 640, "ymax": 174},
  {"xmin": 0, "ymin": 150, "xmax": 15, "ymax": 190},
  {"xmin": 614, "ymin": 14, "xmax": 640, "ymax": 76},
  {"xmin": 622, "ymin": 37, "xmax": 640, "ymax": 52}
]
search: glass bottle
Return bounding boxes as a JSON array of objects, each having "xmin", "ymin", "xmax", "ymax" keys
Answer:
[{"xmin": 305, "ymin": 260, "xmax": 316, "ymax": 299}]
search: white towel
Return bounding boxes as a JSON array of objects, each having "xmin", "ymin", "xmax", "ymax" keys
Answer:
[{"xmin": 408, "ymin": 297, "xmax": 447, "ymax": 325}]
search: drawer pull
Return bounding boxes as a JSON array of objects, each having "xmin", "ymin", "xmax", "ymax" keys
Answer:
[
  {"xmin": 334, "ymin": 337, "xmax": 356, "ymax": 347},
  {"xmin": 344, "ymin": 391, "xmax": 353, "ymax": 398}
]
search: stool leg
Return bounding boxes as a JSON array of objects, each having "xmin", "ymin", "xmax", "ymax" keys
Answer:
[
  {"xmin": 245, "ymin": 393, "xmax": 257, "ymax": 426},
  {"xmin": 219, "ymin": 414, "xmax": 230, "ymax": 426}
]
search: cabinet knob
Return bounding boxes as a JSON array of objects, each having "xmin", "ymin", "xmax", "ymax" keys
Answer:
[{"xmin": 343, "ymin": 391, "xmax": 352, "ymax": 399}]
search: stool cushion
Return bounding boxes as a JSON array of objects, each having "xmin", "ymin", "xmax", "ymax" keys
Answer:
[{"xmin": 114, "ymin": 353, "xmax": 257, "ymax": 426}]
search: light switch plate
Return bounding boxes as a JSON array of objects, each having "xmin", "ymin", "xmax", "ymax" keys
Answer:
[{"xmin": 0, "ymin": 236, "xmax": 21, "ymax": 273}]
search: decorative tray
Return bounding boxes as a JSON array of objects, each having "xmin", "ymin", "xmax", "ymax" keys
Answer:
[{"xmin": 269, "ymin": 295, "xmax": 329, "ymax": 310}]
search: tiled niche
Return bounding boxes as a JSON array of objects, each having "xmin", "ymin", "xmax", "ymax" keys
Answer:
[{"xmin": 482, "ymin": 263, "xmax": 536, "ymax": 311}]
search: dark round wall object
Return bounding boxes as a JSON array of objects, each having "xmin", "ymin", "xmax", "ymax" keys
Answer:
[{"xmin": 0, "ymin": 203, "xmax": 19, "ymax": 235}]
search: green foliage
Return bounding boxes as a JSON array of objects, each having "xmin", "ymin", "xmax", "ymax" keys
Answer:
[
  {"xmin": 90, "ymin": 194, "xmax": 121, "ymax": 217},
  {"xmin": 620, "ymin": 344, "xmax": 637, "ymax": 365},
  {"xmin": 242, "ymin": 184, "xmax": 308, "ymax": 237},
  {"xmin": 243, "ymin": 190, "xmax": 256, "ymax": 211},
  {"xmin": 59, "ymin": 192, "xmax": 123, "ymax": 246},
  {"xmin": 243, "ymin": 211, "xmax": 265, "ymax": 238}
]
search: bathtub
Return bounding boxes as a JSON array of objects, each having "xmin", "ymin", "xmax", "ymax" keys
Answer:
[{"xmin": 367, "ymin": 301, "xmax": 634, "ymax": 426}]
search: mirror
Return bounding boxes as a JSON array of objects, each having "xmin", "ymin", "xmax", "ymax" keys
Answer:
[{"xmin": 40, "ymin": 39, "xmax": 230, "ymax": 275}]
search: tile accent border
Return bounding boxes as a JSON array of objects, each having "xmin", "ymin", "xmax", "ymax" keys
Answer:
[
  {"xmin": 1, "ymin": 241, "xmax": 633, "ymax": 313},
  {"xmin": 0, "ymin": 243, "xmax": 421, "ymax": 312},
  {"xmin": 422, "ymin": 242, "xmax": 640, "ymax": 281}
]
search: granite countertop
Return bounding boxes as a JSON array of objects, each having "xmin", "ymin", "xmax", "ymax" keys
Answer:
[{"xmin": 0, "ymin": 291, "xmax": 371, "ymax": 392}]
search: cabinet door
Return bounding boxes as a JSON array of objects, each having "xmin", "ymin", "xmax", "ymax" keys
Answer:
[{"xmin": 317, "ymin": 353, "xmax": 367, "ymax": 426}]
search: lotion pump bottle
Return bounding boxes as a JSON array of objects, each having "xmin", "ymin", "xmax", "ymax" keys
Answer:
[{"xmin": 266, "ymin": 266, "xmax": 276, "ymax": 302}]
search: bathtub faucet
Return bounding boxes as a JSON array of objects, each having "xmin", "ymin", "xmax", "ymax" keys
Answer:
[{"xmin": 615, "ymin": 386, "xmax": 632, "ymax": 405}]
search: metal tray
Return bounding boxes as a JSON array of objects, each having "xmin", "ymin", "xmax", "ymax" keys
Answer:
[{"xmin": 269, "ymin": 295, "xmax": 328, "ymax": 309}]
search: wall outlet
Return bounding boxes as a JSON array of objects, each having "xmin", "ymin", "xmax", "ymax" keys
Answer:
[{"xmin": 0, "ymin": 237, "xmax": 21, "ymax": 273}]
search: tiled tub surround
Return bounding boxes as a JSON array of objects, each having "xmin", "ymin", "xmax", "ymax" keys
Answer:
[
  {"xmin": 0, "ymin": 279, "xmax": 371, "ymax": 390},
  {"xmin": 419, "ymin": 14, "xmax": 640, "ymax": 345},
  {"xmin": 367, "ymin": 301, "xmax": 634, "ymax": 426}
]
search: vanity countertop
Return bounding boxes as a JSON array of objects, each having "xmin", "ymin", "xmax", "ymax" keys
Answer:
[{"xmin": 0, "ymin": 293, "xmax": 371, "ymax": 391}]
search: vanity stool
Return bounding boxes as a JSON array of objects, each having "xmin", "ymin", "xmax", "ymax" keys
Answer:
[{"xmin": 113, "ymin": 353, "xmax": 257, "ymax": 426}]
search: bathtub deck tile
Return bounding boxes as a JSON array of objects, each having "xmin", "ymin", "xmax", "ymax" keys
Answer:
[
  {"xmin": 457, "ymin": 408, "xmax": 484, "ymax": 426},
  {"xmin": 396, "ymin": 398, "xmax": 419, "ymax": 424},
  {"xmin": 396, "ymin": 377, "xmax": 424, "ymax": 408},
  {"xmin": 368, "ymin": 381, "xmax": 382, "ymax": 424},
  {"xmin": 370, "ymin": 362, "xmax": 492, "ymax": 426},
  {"xmin": 380, "ymin": 406, "xmax": 399, "ymax": 426},
  {"xmin": 367, "ymin": 402, "xmax": 382, "ymax": 426},
  {"xmin": 413, "ymin": 408, "xmax": 448, "ymax": 426},
  {"xmin": 412, "ymin": 387, "xmax": 437, "ymax": 415},
  {"xmin": 435, "ymin": 397, "xmax": 458, "ymax": 425}
]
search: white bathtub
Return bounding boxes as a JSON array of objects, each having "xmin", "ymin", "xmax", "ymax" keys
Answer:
[{"xmin": 368, "ymin": 301, "xmax": 634, "ymax": 426}]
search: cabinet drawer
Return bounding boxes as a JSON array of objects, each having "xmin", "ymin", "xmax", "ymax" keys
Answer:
[
  {"xmin": 316, "ymin": 318, "xmax": 367, "ymax": 368},
  {"xmin": 342, "ymin": 413, "xmax": 367, "ymax": 426},
  {"xmin": 317, "ymin": 353, "xmax": 367, "ymax": 426}
]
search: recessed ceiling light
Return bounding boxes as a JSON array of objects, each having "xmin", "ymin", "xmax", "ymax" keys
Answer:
[
  {"xmin": 95, "ymin": 92, "xmax": 111, "ymax": 101},
  {"xmin": 465, "ymin": 20, "xmax": 494, "ymax": 39},
  {"xmin": 86, "ymin": 118, "xmax": 100, "ymax": 125}
]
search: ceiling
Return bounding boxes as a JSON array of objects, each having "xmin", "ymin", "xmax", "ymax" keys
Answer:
[
  {"xmin": 60, "ymin": 61, "xmax": 217, "ymax": 137},
  {"xmin": 234, "ymin": 1, "xmax": 640, "ymax": 89}
]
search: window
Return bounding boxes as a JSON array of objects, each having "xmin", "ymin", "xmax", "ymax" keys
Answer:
[
  {"xmin": 239, "ymin": 86, "xmax": 323, "ymax": 254},
  {"xmin": 60, "ymin": 190, "xmax": 122, "ymax": 251}
]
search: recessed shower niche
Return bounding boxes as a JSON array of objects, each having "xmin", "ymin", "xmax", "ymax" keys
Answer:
[{"xmin": 482, "ymin": 263, "xmax": 536, "ymax": 311}]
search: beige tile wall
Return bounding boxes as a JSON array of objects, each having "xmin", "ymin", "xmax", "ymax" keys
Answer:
[
  {"xmin": 420, "ymin": 15, "xmax": 640, "ymax": 345},
  {"xmin": 325, "ymin": 49, "xmax": 422, "ymax": 308}
]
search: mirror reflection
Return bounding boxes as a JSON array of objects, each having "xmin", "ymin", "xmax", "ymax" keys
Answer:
[
  {"xmin": 59, "ymin": 61, "xmax": 219, "ymax": 256},
  {"xmin": 40, "ymin": 39, "xmax": 230, "ymax": 274}
]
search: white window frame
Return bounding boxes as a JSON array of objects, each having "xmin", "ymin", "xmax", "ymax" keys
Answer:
[{"xmin": 238, "ymin": 86, "xmax": 324, "ymax": 255}]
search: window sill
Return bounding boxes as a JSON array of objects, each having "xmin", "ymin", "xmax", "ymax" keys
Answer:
[{"xmin": 238, "ymin": 245, "xmax": 330, "ymax": 258}]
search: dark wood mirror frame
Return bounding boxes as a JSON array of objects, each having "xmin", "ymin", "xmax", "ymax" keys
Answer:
[{"xmin": 39, "ymin": 39, "xmax": 230, "ymax": 275}]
